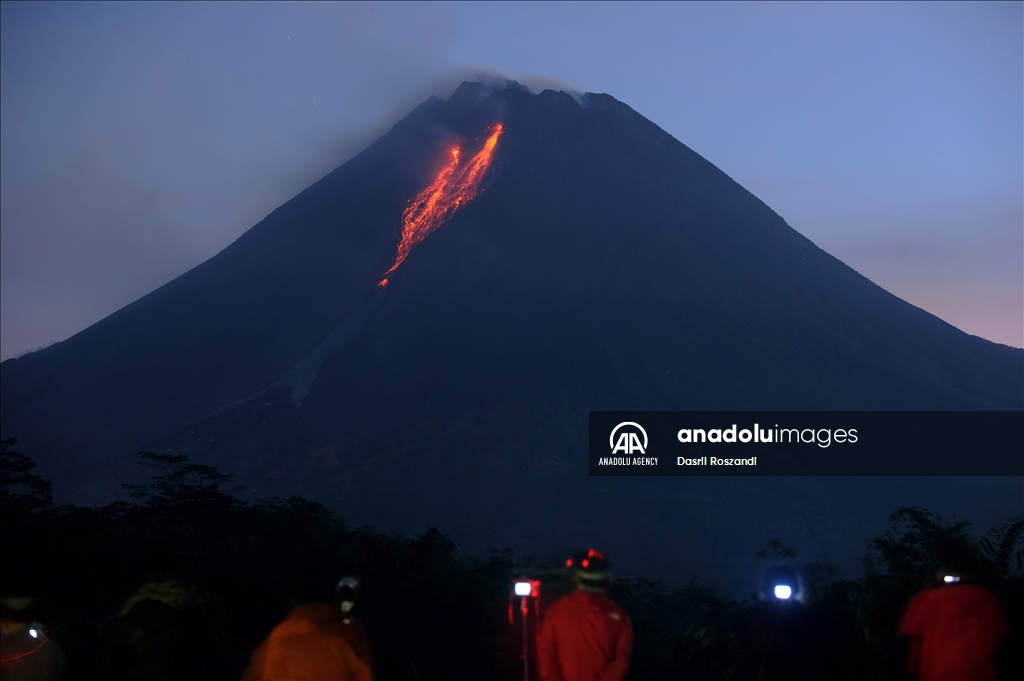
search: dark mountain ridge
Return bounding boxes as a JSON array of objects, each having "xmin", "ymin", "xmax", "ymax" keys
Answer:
[{"xmin": 2, "ymin": 81, "xmax": 1021, "ymax": 587}]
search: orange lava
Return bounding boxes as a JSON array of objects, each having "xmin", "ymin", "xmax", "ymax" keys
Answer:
[{"xmin": 380, "ymin": 123, "xmax": 504, "ymax": 286}]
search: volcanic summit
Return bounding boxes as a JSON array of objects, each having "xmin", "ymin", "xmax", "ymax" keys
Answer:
[{"xmin": 2, "ymin": 81, "xmax": 1020, "ymax": 584}]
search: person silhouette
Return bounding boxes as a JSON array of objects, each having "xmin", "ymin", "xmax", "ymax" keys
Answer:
[
  {"xmin": 1, "ymin": 596, "xmax": 67, "ymax": 681},
  {"xmin": 334, "ymin": 576, "xmax": 375, "ymax": 678},
  {"xmin": 240, "ymin": 578, "xmax": 372, "ymax": 681},
  {"xmin": 101, "ymin": 574, "xmax": 216, "ymax": 681},
  {"xmin": 900, "ymin": 573, "xmax": 1010, "ymax": 681},
  {"xmin": 537, "ymin": 549, "xmax": 632, "ymax": 681}
]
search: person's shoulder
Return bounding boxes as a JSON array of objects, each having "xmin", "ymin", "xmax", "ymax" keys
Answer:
[
  {"xmin": 544, "ymin": 593, "xmax": 575, "ymax": 614},
  {"xmin": 900, "ymin": 586, "xmax": 936, "ymax": 632},
  {"xmin": 948, "ymin": 584, "xmax": 1008, "ymax": 613},
  {"xmin": 543, "ymin": 591, "xmax": 593, "ymax": 619},
  {"xmin": 270, "ymin": 602, "xmax": 342, "ymax": 637},
  {"xmin": 576, "ymin": 591, "xmax": 630, "ymax": 617},
  {"xmin": 959, "ymin": 583, "xmax": 1000, "ymax": 600},
  {"xmin": 902, "ymin": 584, "xmax": 1007, "ymax": 627},
  {"xmin": 601, "ymin": 595, "xmax": 630, "ymax": 622}
]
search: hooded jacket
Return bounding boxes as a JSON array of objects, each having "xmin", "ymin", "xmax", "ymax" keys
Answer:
[
  {"xmin": 537, "ymin": 590, "xmax": 632, "ymax": 681},
  {"xmin": 241, "ymin": 603, "xmax": 372, "ymax": 681},
  {"xmin": 899, "ymin": 584, "xmax": 1010, "ymax": 681}
]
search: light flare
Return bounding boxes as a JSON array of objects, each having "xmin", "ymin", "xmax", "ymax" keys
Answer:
[{"xmin": 380, "ymin": 123, "xmax": 504, "ymax": 286}]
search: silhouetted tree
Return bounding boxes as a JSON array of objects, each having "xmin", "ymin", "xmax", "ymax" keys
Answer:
[
  {"xmin": 977, "ymin": 518, "xmax": 1024, "ymax": 576},
  {"xmin": 0, "ymin": 437, "xmax": 53, "ymax": 510},
  {"xmin": 122, "ymin": 451, "xmax": 240, "ymax": 511}
]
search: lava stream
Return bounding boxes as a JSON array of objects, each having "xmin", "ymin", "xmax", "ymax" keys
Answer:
[{"xmin": 379, "ymin": 123, "xmax": 504, "ymax": 286}]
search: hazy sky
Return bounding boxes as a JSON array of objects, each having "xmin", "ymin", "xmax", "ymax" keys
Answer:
[{"xmin": 2, "ymin": 1, "xmax": 1021, "ymax": 359}]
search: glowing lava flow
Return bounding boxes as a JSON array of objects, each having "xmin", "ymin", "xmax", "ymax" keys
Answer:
[{"xmin": 379, "ymin": 123, "xmax": 504, "ymax": 286}]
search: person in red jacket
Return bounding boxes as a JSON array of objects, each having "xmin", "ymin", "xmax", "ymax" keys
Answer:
[
  {"xmin": 899, "ymin": 573, "xmax": 1010, "ymax": 681},
  {"xmin": 537, "ymin": 549, "xmax": 632, "ymax": 681}
]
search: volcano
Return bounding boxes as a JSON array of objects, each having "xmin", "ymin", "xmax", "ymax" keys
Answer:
[{"xmin": 2, "ymin": 82, "xmax": 1021, "ymax": 587}]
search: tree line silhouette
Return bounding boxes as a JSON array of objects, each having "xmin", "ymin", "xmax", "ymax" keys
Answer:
[{"xmin": 2, "ymin": 437, "xmax": 1021, "ymax": 680}]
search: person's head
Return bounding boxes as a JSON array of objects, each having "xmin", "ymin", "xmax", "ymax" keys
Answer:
[
  {"xmin": 118, "ymin": 573, "xmax": 200, "ymax": 617},
  {"xmin": 335, "ymin": 576, "xmax": 362, "ymax": 612},
  {"xmin": 566, "ymin": 549, "xmax": 612, "ymax": 593}
]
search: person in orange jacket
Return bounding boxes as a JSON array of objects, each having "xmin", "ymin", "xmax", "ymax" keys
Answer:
[
  {"xmin": 899, "ymin": 573, "xmax": 1010, "ymax": 681},
  {"xmin": 537, "ymin": 549, "xmax": 632, "ymax": 681},
  {"xmin": 240, "ymin": 590, "xmax": 373, "ymax": 681}
]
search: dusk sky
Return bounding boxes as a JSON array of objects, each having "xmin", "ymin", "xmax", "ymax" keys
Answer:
[{"xmin": 2, "ymin": 1, "xmax": 1021, "ymax": 359}]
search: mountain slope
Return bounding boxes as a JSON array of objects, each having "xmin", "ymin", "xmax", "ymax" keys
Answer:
[{"xmin": 2, "ymin": 82, "xmax": 1020, "ymax": 587}]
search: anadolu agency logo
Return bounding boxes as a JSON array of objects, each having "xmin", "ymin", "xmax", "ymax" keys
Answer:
[{"xmin": 610, "ymin": 422, "xmax": 648, "ymax": 455}]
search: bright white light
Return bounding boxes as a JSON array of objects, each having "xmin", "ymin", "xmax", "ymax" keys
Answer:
[
  {"xmin": 514, "ymin": 582, "xmax": 532, "ymax": 596},
  {"xmin": 774, "ymin": 585, "xmax": 793, "ymax": 600},
  {"xmin": 29, "ymin": 628, "xmax": 40, "ymax": 638},
  {"xmin": 943, "ymin": 575, "xmax": 961, "ymax": 584}
]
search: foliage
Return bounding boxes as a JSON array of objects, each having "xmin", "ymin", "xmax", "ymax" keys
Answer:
[
  {"xmin": 122, "ymin": 451, "xmax": 240, "ymax": 511},
  {"xmin": 4, "ymin": 449, "xmax": 527, "ymax": 680},
  {"xmin": 3, "ymin": 447, "xmax": 1022, "ymax": 681},
  {"xmin": 655, "ymin": 576, "xmax": 750, "ymax": 680},
  {"xmin": 977, "ymin": 518, "xmax": 1024, "ymax": 574},
  {"xmin": 0, "ymin": 437, "xmax": 53, "ymax": 510}
]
